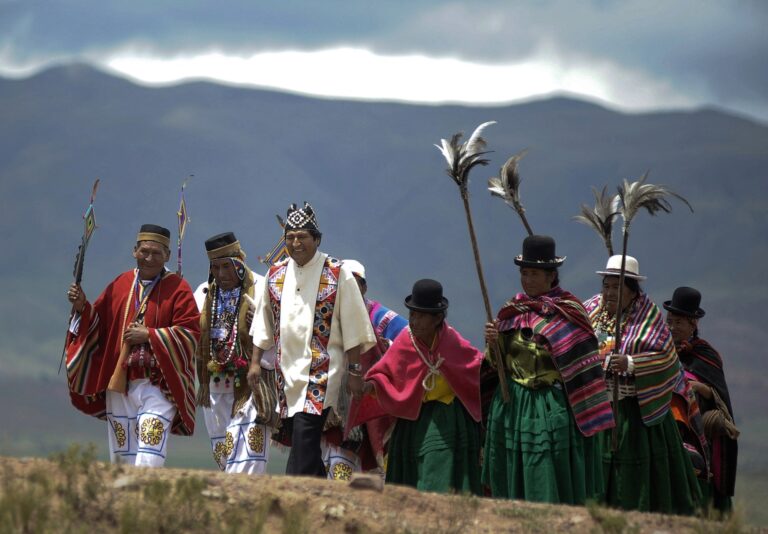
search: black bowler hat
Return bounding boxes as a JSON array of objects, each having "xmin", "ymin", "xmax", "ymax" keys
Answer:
[
  {"xmin": 663, "ymin": 286, "xmax": 706, "ymax": 318},
  {"xmin": 404, "ymin": 279, "xmax": 449, "ymax": 313},
  {"xmin": 514, "ymin": 235, "xmax": 565, "ymax": 269}
]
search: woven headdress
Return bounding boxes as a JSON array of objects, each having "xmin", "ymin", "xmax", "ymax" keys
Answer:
[{"xmin": 285, "ymin": 202, "xmax": 320, "ymax": 232}]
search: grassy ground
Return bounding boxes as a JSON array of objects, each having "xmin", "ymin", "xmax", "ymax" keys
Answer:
[
  {"xmin": 1, "ymin": 377, "xmax": 765, "ymax": 528},
  {"xmin": 0, "ymin": 448, "xmax": 755, "ymax": 534}
]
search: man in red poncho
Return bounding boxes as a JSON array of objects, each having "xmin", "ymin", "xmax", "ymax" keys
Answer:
[{"xmin": 66, "ymin": 224, "xmax": 200, "ymax": 467}]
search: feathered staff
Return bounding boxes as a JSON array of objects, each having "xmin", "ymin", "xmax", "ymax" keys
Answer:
[
  {"xmin": 434, "ymin": 121, "xmax": 509, "ymax": 402},
  {"xmin": 610, "ymin": 172, "xmax": 692, "ymax": 449},
  {"xmin": 573, "ymin": 186, "xmax": 620, "ymax": 256},
  {"xmin": 487, "ymin": 150, "xmax": 534, "ymax": 236},
  {"xmin": 176, "ymin": 175, "xmax": 192, "ymax": 277}
]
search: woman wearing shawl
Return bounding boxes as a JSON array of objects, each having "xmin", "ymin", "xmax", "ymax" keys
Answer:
[
  {"xmin": 483, "ymin": 235, "xmax": 614, "ymax": 504},
  {"xmin": 665, "ymin": 286, "xmax": 738, "ymax": 514},
  {"xmin": 584, "ymin": 256, "xmax": 702, "ymax": 515},
  {"xmin": 362, "ymin": 279, "xmax": 484, "ymax": 494}
]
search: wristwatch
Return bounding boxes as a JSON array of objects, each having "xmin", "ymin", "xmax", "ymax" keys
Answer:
[{"xmin": 348, "ymin": 362, "xmax": 363, "ymax": 373}]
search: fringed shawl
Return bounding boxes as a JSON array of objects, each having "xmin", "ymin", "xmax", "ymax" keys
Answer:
[
  {"xmin": 497, "ymin": 286, "xmax": 614, "ymax": 437},
  {"xmin": 584, "ymin": 292, "xmax": 681, "ymax": 427},
  {"xmin": 678, "ymin": 337, "xmax": 737, "ymax": 496},
  {"xmin": 196, "ymin": 263, "xmax": 256, "ymax": 416},
  {"xmin": 359, "ymin": 323, "xmax": 483, "ymax": 423}
]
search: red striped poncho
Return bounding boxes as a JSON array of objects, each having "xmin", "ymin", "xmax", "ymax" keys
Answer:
[
  {"xmin": 497, "ymin": 287, "xmax": 615, "ymax": 437},
  {"xmin": 65, "ymin": 270, "xmax": 200, "ymax": 435},
  {"xmin": 584, "ymin": 292, "xmax": 681, "ymax": 427}
]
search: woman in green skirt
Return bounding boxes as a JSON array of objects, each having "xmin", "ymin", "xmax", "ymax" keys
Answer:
[
  {"xmin": 584, "ymin": 255, "xmax": 703, "ymax": 515},
  {"xmin": 483, "ymin": 235, "xmax": 615, "ymax": 504},
  {"xmin": 361, "ymin": 279, "xmax": 484, "ymax": 494}
]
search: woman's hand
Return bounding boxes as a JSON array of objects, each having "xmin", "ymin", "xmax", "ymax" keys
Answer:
[
  {"xmin": 347, "ymin": 373, "xmax": 364, "ymax": 397},
  {"xmin": 484, "ymin": 321, "xmax": 499, "ymax": 344}
]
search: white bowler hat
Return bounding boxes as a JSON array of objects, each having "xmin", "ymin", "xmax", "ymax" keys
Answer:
[
  {"xmin": 343, "ymin": 259, "xmax": 366, "ymax": 280},
  {"xmin": 596, "ymin": 254, "xmax": 647, "ymax": 281}
]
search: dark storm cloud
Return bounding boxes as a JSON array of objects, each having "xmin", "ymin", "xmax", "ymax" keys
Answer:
[{"xmin": 1, "ymin": 0, "xmax": 767, "ymax": 119}]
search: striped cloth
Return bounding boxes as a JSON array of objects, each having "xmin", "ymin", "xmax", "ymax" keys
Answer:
[
  {"xmin": 66, "ymin": 270, "xmax": 200, "ymax": 436},
  {"xmin": 584, "ymin": 292, "xmax": 681, "ymax": 427},
  {"xmin": 496, "ymin": 287, "xmax": 614, "ymax": 437}
]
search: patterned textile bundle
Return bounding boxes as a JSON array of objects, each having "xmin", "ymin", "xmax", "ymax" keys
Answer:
[
  {"xmin": 197, "ymin": 265, "xmax": 255, "ymax": 416},
  {"xmin": 678, "ymin": 337, "xmax": 738, "ymax": 498},
  {"xmin": 496, "ymin": 286, "xmax": 614, "ymax": 437},
  {"xmin": 250, "ymin": 368, "xmax": 280, "ymax": 428},
  {"xmin": 584, "ymin": 292, "xmax": 680, "ymax": 427},
  {"xmin": 671, "ymin": 370, "xmax": 710, "ymax": 478}
]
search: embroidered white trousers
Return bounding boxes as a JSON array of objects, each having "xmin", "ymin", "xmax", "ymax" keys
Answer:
[
  {"xmin": 321, "ymin": 440, "xmax": 361, "ymax": 481},
  {"xmin": 106, "ymin": 379, "xmax": 176, "ymax": 467},
  {"xmin": 202, "ymin": 384, "xmax": 270, "ymax": 474}
]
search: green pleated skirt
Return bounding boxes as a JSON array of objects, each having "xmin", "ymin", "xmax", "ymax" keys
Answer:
[
  {"xmin": 602, "ymin": 398, "xmax": 703, "ymax": 515},
  {"xmin": 482, "ymin": 380, "xmax": 603, "ymax": 504},
  {"xmin": 386, "ymin": 400, "xmax": 481, "ymax": 495}
]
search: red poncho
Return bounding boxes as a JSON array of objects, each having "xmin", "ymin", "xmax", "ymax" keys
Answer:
[
  {"xmin": 354, "ymin": 323, "xmax": 483, "ymax": 425},
  {"xmin": 65, "ymin": 270, "xmax": 200, "ymax": 435}
]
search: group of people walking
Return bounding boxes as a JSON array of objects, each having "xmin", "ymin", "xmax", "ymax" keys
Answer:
[{"xmin": 64, "ymin": 202, "xmax": 737, "ymax": 517}]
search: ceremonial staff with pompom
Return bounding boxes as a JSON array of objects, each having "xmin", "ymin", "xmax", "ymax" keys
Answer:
[{"xmin": 434, "ymin": 121, "xmax": 509, "ymax": 402}]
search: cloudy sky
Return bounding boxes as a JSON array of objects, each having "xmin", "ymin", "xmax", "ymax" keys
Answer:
[{"xmin": 1, "ymin": 1, "xmax": 766, "ymax": 121}]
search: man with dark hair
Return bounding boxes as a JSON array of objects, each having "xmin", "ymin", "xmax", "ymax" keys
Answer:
[
  {"xmin": 249, "ymin": 202, "xmax": 376, "ymax": 476},
  {"xmin": 196, "ymin": 232, "xmax": 276, "ymax": 473},
  {"xmin": 66, "ymin": 224, "xmax": 200, "ymax": 467}
]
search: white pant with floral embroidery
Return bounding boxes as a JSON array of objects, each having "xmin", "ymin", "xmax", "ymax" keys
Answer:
[
  {"xmin": 321, "ymin": 441, "xmax": 361, "ymax": 480},
  {"xmin": 202, "ymin": 384, "xmax": 270, "ymax": 474},
  {"xmin": 106, "ymin": 379, "xmax": 176, "ymax": 467}
]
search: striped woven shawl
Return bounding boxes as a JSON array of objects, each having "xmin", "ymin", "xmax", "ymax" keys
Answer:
[
  {"xmin": 584, "ymin": 292, "xmax": 681, "ymax": 427},
  {"xmin": 497, "ymin": 287, "xmax": 614, "ymax": 437}
]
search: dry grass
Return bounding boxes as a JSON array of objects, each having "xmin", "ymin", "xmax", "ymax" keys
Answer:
[{"xmin": 0, "ymin": 446, "xmax": 755, "ymax": 534}]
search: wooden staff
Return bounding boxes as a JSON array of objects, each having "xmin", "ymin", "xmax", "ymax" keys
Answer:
[{"xmin": 435, "ymin": 121, "xmax": 509, "ymax": 402}]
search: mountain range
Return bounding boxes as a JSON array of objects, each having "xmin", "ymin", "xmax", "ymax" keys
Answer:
[{"xmin": 0, "ymin": 63, "xmax": 766, "ymax": 521}]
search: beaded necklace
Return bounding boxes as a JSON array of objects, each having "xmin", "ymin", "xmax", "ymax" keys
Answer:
[
  {"xmin": 593, "ymin": 299, "xmax": 633, "ymax": 337},
  {"xmin": 209, "ymin": 285, "xmax": 242, "ymax": 369},
  {"xmin": 131, "ymin": 271, "xmax": 163, "ymax": 368}
]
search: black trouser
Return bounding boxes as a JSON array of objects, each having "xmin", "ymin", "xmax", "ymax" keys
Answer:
[{"xmin": 285, "ymin": 409, "xmax": 330, "ymax": 477}]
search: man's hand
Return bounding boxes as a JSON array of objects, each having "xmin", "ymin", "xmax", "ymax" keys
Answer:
[
  {"xmin": 347, "ymin": 373, "xmax": 364, "ymax": 397},
  {"xmin": 609, "ymin": 353, "xmax": 630, "ymax": 373},
  {"xmin": 67, "ymin": 283, "xmax": 86, "ymax": 313},
  {"xmin": 484, "ymin": 320, "xmax": 499, "ymax": 344},
  {"xmin": 123, "ymin": 323, "xmax": 149, "ymax": 345},
  {"xmin": 247, "ymin": 361, "xmax": 262, "ymax": 393}
]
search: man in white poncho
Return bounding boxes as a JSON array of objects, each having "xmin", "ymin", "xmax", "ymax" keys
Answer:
[{"xmin": 249, "ymin": 202, "xmax": 375, "ymax": 476}]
